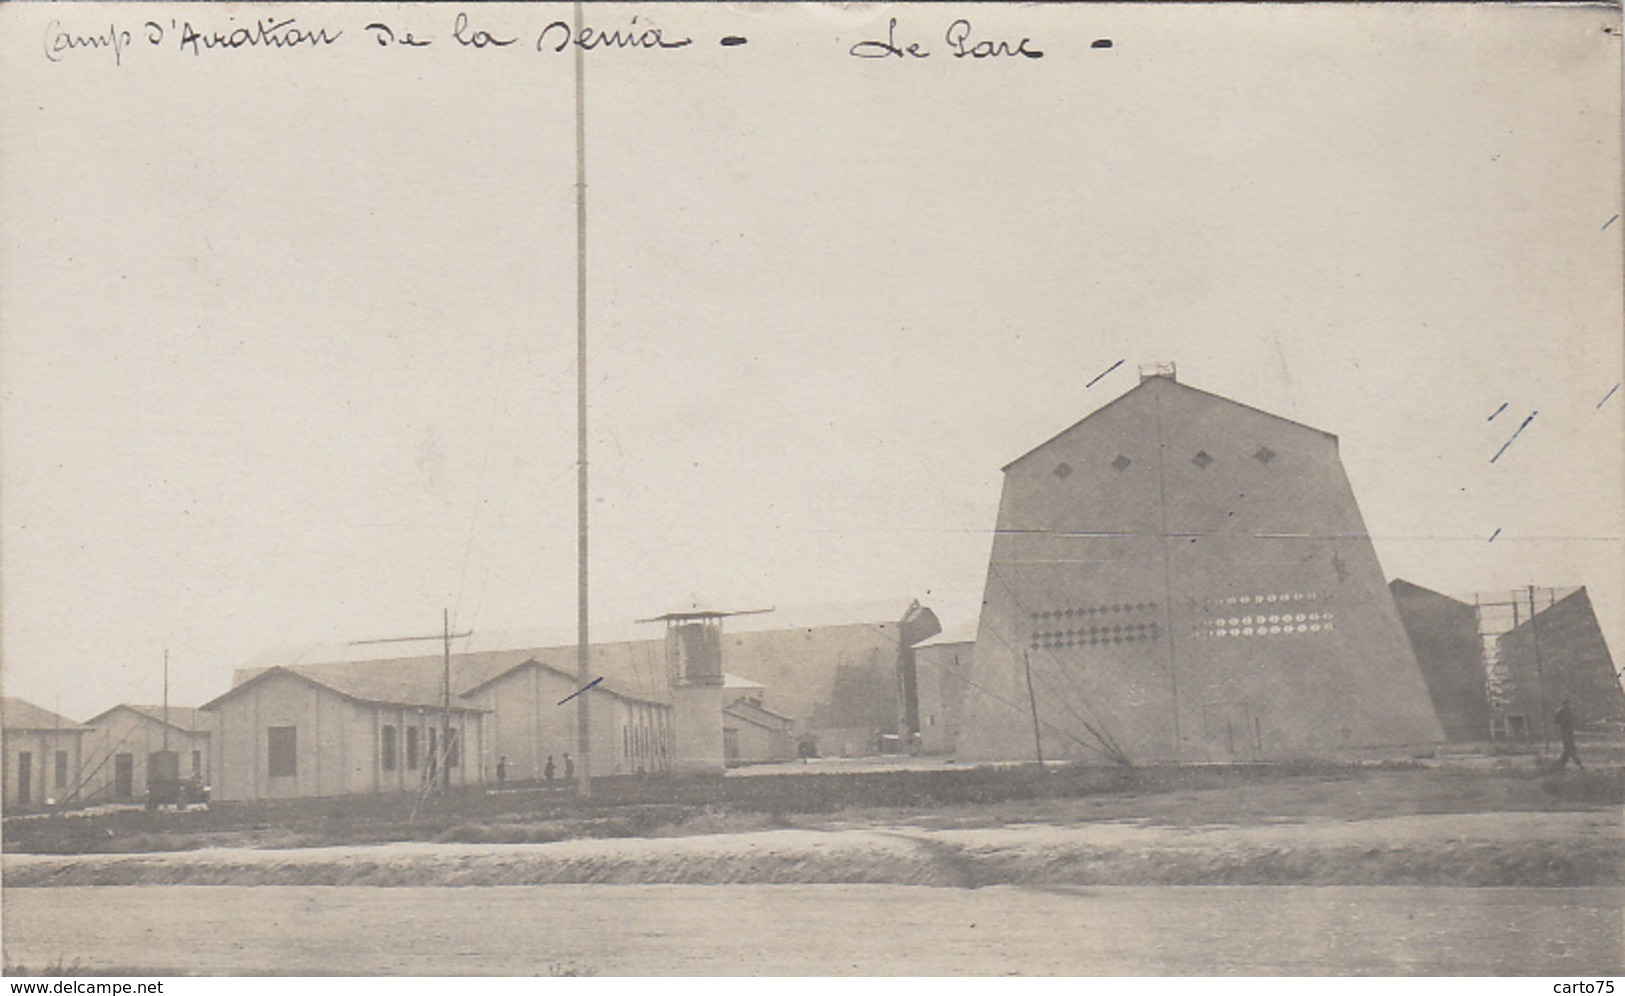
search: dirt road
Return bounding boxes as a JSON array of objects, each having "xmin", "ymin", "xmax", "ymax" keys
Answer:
[
  {"xmin": 5, "ymin": 883, "xmax": 1620, "ymax": 975},
  {"xmin": 7, "ymin": 767, "xmax": 1619, "ymax": 975}
]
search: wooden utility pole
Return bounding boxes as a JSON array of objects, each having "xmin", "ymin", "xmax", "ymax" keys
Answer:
[
  {"xmin": 351, "ymin": 613, "xmax": 471, "ymax": 792},
  {"xmin": 1023, "ymin": 650, "xmax": 1045, "ymax": 773},
  {"xmin": 162, "ymin": 649, "xmax": 170, "ymax": 755},
  {"xmin": 573, "ymin": 0, "xmax": 592, "ymax": 800},
  {"xmin": 441, "ymin": 609, "xmax": 453, "ymax": 789},
  {"xmin": 52, "ymin": 693, "xmax": 62, "ymax": 805},
  {"xmin": 1528, "ymin": 586, "xmax": 1549, "ymax": 751}
]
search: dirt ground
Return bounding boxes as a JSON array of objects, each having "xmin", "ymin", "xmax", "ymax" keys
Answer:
[
  {"xmin": 4, "ymin": 758, "xmax": 1620, "ymax": 975},
  {"xmin": 5, "ymin": 883, "xmax": 1621, "ymax": 975}
]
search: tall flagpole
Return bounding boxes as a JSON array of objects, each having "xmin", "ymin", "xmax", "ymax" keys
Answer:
[
  {"xmin": 162, "ymin": 643, "xmax": 170, "ymax": 753},
  {"xmin": 573, "ymin": 0, "xmax": 592, "ymax": 799},
  {"xmin": 441, "ymin": 608, "xmax": 453, "ymax": 789}
]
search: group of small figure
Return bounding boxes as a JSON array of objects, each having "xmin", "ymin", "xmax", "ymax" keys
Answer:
[
  {"xmin": 493, "ymin": 752, "xmax": 574, "ymax": 786},
  {"xmin": 477, "ymin": 706, "xmax": 1591, "ymax": 781}
]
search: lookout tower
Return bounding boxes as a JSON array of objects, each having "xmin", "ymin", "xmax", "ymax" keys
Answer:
[{"xmin": 639, "ymin": 607, "xmax": 771, "ymax": 773}]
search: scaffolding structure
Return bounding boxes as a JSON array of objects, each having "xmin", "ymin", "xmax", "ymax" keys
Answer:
[{"xmin": 1473, "ymin": 586, "xmax": 1580, "ymax": 744}]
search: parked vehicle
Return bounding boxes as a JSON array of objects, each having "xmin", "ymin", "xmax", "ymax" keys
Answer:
[{"xmin": 145, "ymin": 750, "xmax": 209, "ymax": 810}]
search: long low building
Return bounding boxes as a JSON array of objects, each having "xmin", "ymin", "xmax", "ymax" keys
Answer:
[
  {"xmin": 80, "ymin": 705, "xmax": 212, "ymax": 805},
  {"xmin": 199, "ymin": 607, "xmax": 936, "ymax": 801},
  {"xmin": 721, "ymin": 676, "xmax": 796, "ymax": 766},
  {"xmin": 203, "ymin": 666, "xmax": 487, "ymax": 802},
  {"xmin": 457, "ymin": 648, "xmax": 670, "ymax": 782},
  {"xmin": 1, "ymin": 698, "xmax": 87, "ymax": 810}
]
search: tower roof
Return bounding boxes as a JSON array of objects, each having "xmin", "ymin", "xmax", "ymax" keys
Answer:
[{"xmin": 1002, "ymin": 373, "xmax": 1336, "ymax": 473}]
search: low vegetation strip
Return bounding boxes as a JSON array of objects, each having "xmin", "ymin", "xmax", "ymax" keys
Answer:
[
  {"xmin": 7, "ymin": 761, "xmax": 1620, "ymax": 857},
  {"xmin": 7, "ymin": 812, "xmax": 1619, "ymax": 889}
]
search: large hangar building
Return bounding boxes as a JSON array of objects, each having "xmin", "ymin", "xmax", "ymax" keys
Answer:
[
  {"xmin": 958, "ymin": 367, "xmax": 1445, "ymax": 764},
  {"xmin": 1390, "ymin": 580, "xmax": 1623, "ymax": 744}
]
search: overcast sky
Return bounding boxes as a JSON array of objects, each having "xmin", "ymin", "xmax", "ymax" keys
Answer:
[{"xmin": 2, "ymin": 3, "xmax": 1620, "ymax": 720}]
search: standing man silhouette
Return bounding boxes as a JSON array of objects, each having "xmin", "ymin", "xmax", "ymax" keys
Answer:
[{"xmin": 1554, "ymin": 700, "xmax": 1584, "ymax": 770}]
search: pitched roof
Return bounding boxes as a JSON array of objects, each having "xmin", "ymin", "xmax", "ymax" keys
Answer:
[
  {"xmin": 126, "ymin": 705, "xmax": 204, "ymax": 730},
  {"xmin": 229, "ymin": 607, "xmax": 928, "ymax": 720},
  {"xmin": 1, "ymin": 697, "xmax": 88, "ymax": 732},
  {"xmin": 723, "ymin": 697, "xmax": 795, "ymax": 730},
  {"xmin": 84, "ymin": 704, "xmax": 207, "ymax": 733},
  {"xmin": 234, "ymin": 643, "xmax": 670, "ymax": 708},
  {"xmin": 458, "ymin": 642, "xmax": 671, "ymax": 705},
  {"xmin": 203, "ymin": 666, "xmax": 487, "ymax": 712},
  {"xmin": 1002, "ymin": 374, "xmax": 1337, "ymax": 473}
]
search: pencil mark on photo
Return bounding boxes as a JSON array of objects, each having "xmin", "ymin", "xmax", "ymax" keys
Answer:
[
  {"xmin": 1086, "ymin": 359, "xmax": 1124, "ymax": 389},
  {"xmin": 1490, "ymin": 411, "xmax": 1536, "ymax": 463},
  {"xmin": 1598, "ymin": 383, "xmax": 1619, "ymax": 410},
  {"xmin": 557, "ymin": 676, "xmax": 603, "ymax": 706},
  {"xmin": 1487, "ymin": 402, "xmax": 1507, "ymax": 421}
]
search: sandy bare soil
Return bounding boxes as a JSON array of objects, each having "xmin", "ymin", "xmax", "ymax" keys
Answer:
[
  {"xmin": 5, "ymin": 883, "xmax": 1620, "ymax": 975},
  {"xmin": 5, "ymin": 761, "xmax": 1619, "ymax": 975}
]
